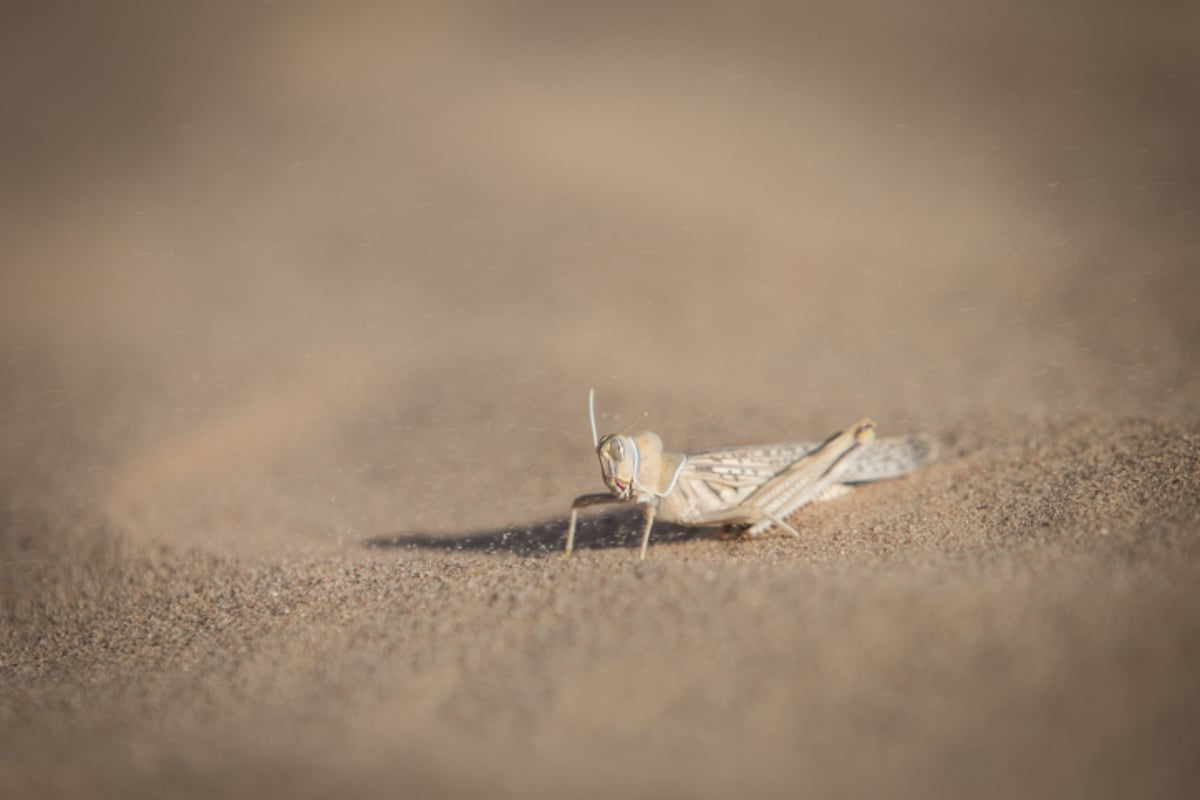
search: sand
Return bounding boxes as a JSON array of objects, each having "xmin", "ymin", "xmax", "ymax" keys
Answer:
[{"xmin": 2, "ymin": 3, "xmax": 1199, "ymax": 798}]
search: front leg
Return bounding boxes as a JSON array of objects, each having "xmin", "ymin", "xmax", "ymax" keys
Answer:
[
  {"xmin": 565, "ymin": 493, "xmax": 622, "ymax": 555},
  {"xmin": 638, "ymin": 504, "xmax": 658, "ymax": 561}
]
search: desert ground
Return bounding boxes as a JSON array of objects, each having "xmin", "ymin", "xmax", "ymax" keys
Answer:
[{"xmin": 2, "ymin": 3, "xmax": 1199, "ymax": 798}]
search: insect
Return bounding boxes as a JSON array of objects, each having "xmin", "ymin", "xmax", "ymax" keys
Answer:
[{"xmin": 565, "ymin": 390, "xmax": 936, "ymax": 559}]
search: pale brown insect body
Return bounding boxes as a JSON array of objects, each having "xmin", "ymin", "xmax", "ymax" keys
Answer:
[{"xmin": 566, "ymin": 391, "xmax": 935, "ymax": 559}]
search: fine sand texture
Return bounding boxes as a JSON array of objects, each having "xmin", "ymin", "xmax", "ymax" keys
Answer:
[{"xmin": 3, "ymin": 3, "xmax": 1199, "ymax": 798}]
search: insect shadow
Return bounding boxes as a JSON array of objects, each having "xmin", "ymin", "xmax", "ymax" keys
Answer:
[{"xmin": 361, "ymin": 507, "xmax": 714, "ymax": 557}]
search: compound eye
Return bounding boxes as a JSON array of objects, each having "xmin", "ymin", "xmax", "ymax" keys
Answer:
[{"xmin": 612, "ymin": 439, "xmax": 625, "ymax": 461}]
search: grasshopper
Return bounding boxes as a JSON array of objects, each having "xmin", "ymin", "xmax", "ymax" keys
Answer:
[{"xmin": 566, "ymin": 390, "xmax": 936, "ymax": 559}]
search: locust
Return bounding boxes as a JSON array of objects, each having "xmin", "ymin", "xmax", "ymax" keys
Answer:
[{"xmin": 565, "ymin": 390, "xmax": 936, "ymax": 559}]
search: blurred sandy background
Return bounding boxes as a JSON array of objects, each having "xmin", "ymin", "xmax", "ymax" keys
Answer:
[{"xmin": 2, "ymin": 2, "xmax": 1199, "ymax": 798}]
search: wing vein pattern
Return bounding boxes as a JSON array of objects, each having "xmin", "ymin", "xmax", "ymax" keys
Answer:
[{"xmin": 671, "ymin": 435, "xmax": 935, "ymax": 523}]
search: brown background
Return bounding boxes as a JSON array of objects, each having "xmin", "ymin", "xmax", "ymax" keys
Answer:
[{"xmin": 2, "ymin": 2, "xmax": 1199, "ymax": 798}]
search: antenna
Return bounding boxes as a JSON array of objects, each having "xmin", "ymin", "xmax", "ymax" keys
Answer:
[
  {"xmin": 615, "ymin": 411, "xmax": 649, "ymax": 436},
  {"xmin": 588, "ymin": 388, "xmax": 599, "ymax": 448}
]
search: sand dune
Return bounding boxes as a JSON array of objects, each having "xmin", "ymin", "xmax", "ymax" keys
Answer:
[{"xmin": 2, "ymin": 3, "xmax": 1198, "ymax": 798}]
